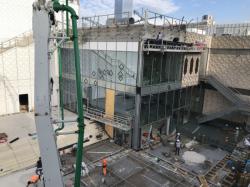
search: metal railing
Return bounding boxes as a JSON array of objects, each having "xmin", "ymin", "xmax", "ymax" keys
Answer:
[
  {"xmin": 80, "ymin": 10, "xmax": 188, "ymax": 29},
  {"xmin": 143, "ymin": 43, "xmax": 204, "ymax": 52},
  {"xmin": 84, "ymin": 106, "xmax": 132, "ymax": 131},
  {"xmin": 187, "ymin": 22, "xmax": 250, "ymax": 36},
  {"xmin": 197, "ymin": 106, "xmax": 238, "ymax": 124},
  {"xmin": 0, "ymin": 30, "xmax": 33, "ymax": 54},
  {"xmin": 81, "ymin": 12, "xmax": 131, "ymax": 28},
  {"xmin": 206, "ymin": 74, "xmax": 250, "ymax": 106}
]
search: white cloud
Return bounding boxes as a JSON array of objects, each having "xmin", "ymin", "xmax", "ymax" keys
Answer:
[{"xmin": 80, "ymin": 0, "xmax": 179, "ymax": 17}]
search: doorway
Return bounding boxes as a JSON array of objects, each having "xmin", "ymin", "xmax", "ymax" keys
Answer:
[{"xmin": 19, "ymin": 94, "xmax": 29, "ymax": 112}]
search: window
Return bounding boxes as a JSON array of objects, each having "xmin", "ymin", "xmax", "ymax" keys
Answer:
[
  {"xmin": 195, "ymin": 58, "xmax": 199, "ymax": 74},
  {"xmin": 183, "ymin": 58, "xmax": 188, "ymax": 75},
  {"xmin": 189, "ymin": 58, "xmax": 194, "ymax": 74}
]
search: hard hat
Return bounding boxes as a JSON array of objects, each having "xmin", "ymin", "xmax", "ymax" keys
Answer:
[
  {"xmin": 102, "ymin": 159, "xmax": 107, "ymax": 164},
  {"xmin": 177, "ymin": 133, "xmax": 180, "ymax": 135},
  {"xmin": 177, "ymin": 139, "xmax": 180, "ymax": 142}
]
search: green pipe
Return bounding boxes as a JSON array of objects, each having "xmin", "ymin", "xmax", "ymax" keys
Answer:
[
  {"xmin": 66, "ymin": 0, "xmax": 69, "ymax": 37},
  {"xmin": 53, "ymin": 1, "xmax": 84, "ymax": 187},
  {"xmin": 55, "ymin": 47, "xmax": 65, "ymax": 133}
]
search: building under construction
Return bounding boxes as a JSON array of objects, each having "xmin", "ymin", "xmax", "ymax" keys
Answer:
[
  {"xmin": 1, "ymin": 0, "xmax": 250, "ymax": 187},
  {"xmin": 61, "ymin": 11, "xmax": 250, "ymax": 151}
]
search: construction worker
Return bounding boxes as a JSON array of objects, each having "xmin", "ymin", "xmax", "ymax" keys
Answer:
[
  {"xmin": 26, "ymin": 174, "xmax": 40, "ymax": 187},
  {"xmin": 102, "ymin": 159, "xmax": 107, "ymax": 176},
  {"xmin": 176, "ymin": 132, "xmax": 181, "ymax": 141},
  {"xmin": 35, "ymin": 157, "xmax": 43, "ymax": 177},
  {"xmin": 175, "ymin": 139, "xmax": 181, "ymax": 156},
  {"xmin": 156, "ymin": 32, "xmax": 163, "ymax": 45}
]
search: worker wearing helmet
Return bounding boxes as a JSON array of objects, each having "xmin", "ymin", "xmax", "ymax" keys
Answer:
[
  {"xmin": 26, "ymin": 174, "xmax": 40, "ymax": 187},
  {"xmin": 175, "ymin": 139, "xmax": 181, "ymax": 156},
  {"xmin": 176, "ymin": 132, "xmax": 181, "ymax": 141},
  {"xmin": 102, "ymin": 159, "xmax": 107, "ymax": 176}
]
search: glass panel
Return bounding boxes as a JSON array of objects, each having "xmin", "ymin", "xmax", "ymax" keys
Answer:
[
  {"xmin": 143, "ymin": 52, "xmax": 153, "ymax": 86},
  {"xmin": 97, "ymin": 87, "xmax": 106, "ymax": 110},
  {"xmin": 166, "ymin": 91, "xmax": 174, "ymax": 115},
  {"xmin": 176, "ymin": 53, "xmax": 183, "ymax": 81},
  {"xmin": 152, "ymin": 53, "xmax": 162, "ymax": 84},
  {"xmin": 165, "ymin": 53, "xmax": 171, "ymax": 82},
  {"xmin": 180, "ymin": 89, "xmax": 186, "ymax": 107},
  {"xmin": 161, "ymin": 53, "xmax": 167, "ymax": 83},
  {"xmin": 141, "ymin": 95, "xmax": 150, "ymax": 126},
  {"xmin": 169, "ymin": 53, "xmax": 175, "ymax": 82},
  {"xmin": 158, "ymin": 92, "xmax": 166, "ymax": 119},
  {"xmin": 173, "ymin": 90, "xmax": 180, "ymax": 109},
  {"xmin": 149, "ymin": 94, "xmax": 158, "ymax": 123}
]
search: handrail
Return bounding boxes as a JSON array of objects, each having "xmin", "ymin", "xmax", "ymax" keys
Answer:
[
  {"xmin": 84, "ymin": 106, "xmax": 132, "ymax": 131},
  {"xmin": 0, "ymin": 30, "xmax": 33, "ymax": 51},
  {"xmin": 143, "ymin": 43, "xmax": 204, "ymax": 51},
  {"xmin": 207, "ymin": 74, "xmax": 250, "ymax": 106}
]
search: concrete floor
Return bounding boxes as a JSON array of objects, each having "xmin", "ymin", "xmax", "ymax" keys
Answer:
[
  {"xmin": 147, "ymin": 140, "xmax": 228, "ymax": 175},
  {"xmin": 0, "ymin": 108, "xmax": 108, "ymax": 177},
  {"xmin": 0, "ymin": 167, "xmax": 41, "ymax": 187},
  {"xmin": 63, "ymin": 141, "xmax": 192, "ymax": 187}
]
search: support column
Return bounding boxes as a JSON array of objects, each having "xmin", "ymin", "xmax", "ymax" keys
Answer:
[
  {"xmin": 166, "ymin": 116, "xmax": 170, "ymax": 135},
  {"xmin": 132, "ymin": 41, "xmax": 143, "ymax": 150},
  {"xmin": 105, "ymin": 89, "xmax": 115, "ymax": 138}
]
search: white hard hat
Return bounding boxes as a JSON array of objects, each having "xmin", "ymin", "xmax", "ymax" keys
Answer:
[
  {"xmin": 177, "ymin": 133, "xmax": 180, "ymax": 135},
  {"xmin": 177, "ymin": 139, "xmax": 180, "ymax": 142}
]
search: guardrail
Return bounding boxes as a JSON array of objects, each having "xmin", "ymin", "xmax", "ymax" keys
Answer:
[
  {"xmin": 84, "ymin": 106, "xmax": 132, "ymax": 131},
  {"xmin": 143, "ymin": 43, "xmax": 204, "ymax": 52}
]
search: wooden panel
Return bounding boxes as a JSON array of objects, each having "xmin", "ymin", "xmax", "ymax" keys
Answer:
[{"xmin": 105, "ymin": 89, "xmax": 115, "ymax": 138}]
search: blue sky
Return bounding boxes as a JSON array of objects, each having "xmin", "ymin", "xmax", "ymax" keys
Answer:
[{"xmin": 80, "ymin": 0, "xmax": 250, "ymax": 24}]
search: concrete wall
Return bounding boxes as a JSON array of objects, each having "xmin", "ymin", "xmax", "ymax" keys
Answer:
[
  {"xmin": 202, "ymin": 35, "xmax": 250, "ymax": 122},
  {"xmin": 208, "ymin": 38, "xmax": 250, "ymax": 90},
  {"xmin": 202, "ymin": 89, "xmax": 232, "ymax": 114},
  {"xmin": 0, "ymin": 43, "xmax": 34, "ymax": 115}
]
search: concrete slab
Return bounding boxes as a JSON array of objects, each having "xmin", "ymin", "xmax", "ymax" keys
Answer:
[{"xmin": 0, "ymin": 108, "xmax": 108, "ymax": 176}]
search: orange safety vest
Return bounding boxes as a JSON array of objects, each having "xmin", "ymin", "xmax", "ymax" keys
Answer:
[
  {"xmin": 102, "ymin": 159, "xmax": 107, "ymax": 176},
  {"xmin": 30, "ymin": 175, "xmax": 39, "ymax": 183}
]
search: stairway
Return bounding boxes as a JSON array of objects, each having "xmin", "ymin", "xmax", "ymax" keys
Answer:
[
  {"xmin": 197, "ymin": 106, "xmax": 237, "ymax": 124},
  {"xmin": 0, "ymin": 31, "xmax": 33, "ymax": 54},
  {"xmin": 198, "ymin": 75, "xmax": 250, "ymax": 123},
  {"xmin": 204, "ymin": 76, "xmax": 243, "ymax": 105}
]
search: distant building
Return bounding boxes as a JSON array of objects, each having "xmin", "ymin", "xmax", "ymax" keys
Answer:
[
  {"xmin": 114, "ymin": 0, "xmax": 133, "ymax": 20},
  {"xmin": 201, "ymin": 15, "xmax": 214, "ymax": 26}
]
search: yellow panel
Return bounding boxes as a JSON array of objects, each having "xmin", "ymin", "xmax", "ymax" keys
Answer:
[{"xmin": 105, "ymin": 89, "xmax": 115, "ymax": 138}]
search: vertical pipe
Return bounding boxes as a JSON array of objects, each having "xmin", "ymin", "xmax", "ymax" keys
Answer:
[
  {"xmin": 71, "ymin": 15, "xmax": 84, "ymax": 187},
  {"xmin": 55, "ymin": 47, "xmax": 64, "ymax": 133},
  {"xmin": 66, "ymin": 0, "xmax": 69, "ymax": 37},
  {"xmin": 53, "ymin": 1, "xmax": 84, "ymax": 187}
]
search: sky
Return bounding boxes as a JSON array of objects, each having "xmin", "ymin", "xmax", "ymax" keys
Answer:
[{"xmin": 79, "ymin": 0, "xmax": 250, "ymax": 24}]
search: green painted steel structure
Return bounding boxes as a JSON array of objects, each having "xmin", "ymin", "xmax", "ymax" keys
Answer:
[{"xmin": 53, "ymin": 1, "xmax": 84, "ymax": 187}]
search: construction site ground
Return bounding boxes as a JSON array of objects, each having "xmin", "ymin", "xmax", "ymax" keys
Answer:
[
  {"xmin": 61, "ymin": 135, "xmax": 247, "ymax": 187},
  {"xmin": 0, "ymin": 109, "xmax": 249, "ymax": 187},
  {"xmin": 0, "ymin": 108, "xmax": 108, "ymax": 178}
]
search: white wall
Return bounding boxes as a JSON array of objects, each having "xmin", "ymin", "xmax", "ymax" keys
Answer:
[
  {"xmin": 0, "ymin": 0, "xmax": 80, "ymax": 115},
  {"xmin": 0, "ymin": 43, "xmax": 34, "ymax": 115}
]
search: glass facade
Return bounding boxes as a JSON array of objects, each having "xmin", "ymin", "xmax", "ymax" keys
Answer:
[
  {"xmin": 143, "ymin": 52, "xmax": 183, "ymax": 86},
  {"xmin": 61, "ymin": 40, "xmax": 202, "ymax": 147}
]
